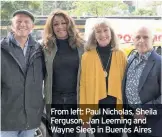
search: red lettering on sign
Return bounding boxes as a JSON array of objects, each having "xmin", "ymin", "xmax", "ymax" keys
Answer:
[
  {"xmin": 153, "ymin": 35, "xmax": 158, "ymax": 41},
  {"xmin": 123, "ymin": 34, "xmax": 131, "ymax": 43},
  {"xmin": 118, "ymin": 34, "xmax": 122, "ymax": 40},
  {"xmin": 158, "ymin": 35, "xmax": 162, "ymax": 41},
  {"xmin": 118, "ymin": 34, "xmax": 162, "ymax": 42}
]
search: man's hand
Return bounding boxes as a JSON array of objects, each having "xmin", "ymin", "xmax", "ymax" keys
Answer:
[
  {"xmin": 134, "ymin": 111, "xmax": 145, "ymax": 119},
  {"xmin": 82, "ymin": 122, "xmax": 90, "ymax": 128}
]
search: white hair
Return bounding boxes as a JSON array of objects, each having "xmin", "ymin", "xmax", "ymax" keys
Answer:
[
  {"xmin": 132, "ymin": 24, "xmax": 154, "ymax": 39},
  {"xmin": 84, "ymin": 18, "xmax": 112, "ymax": 41}
]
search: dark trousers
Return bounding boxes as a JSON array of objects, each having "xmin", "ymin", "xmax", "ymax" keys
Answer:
[
  {"xmin": 91, "ymin": 114, "xmax": 123, "ymax": 137},
  {"xmin": 125, "ymin": 108, "xmax": 158, "ymax": 137},
  {"xmin": 127, "ymin": 132, "xmax": 159, "ymax": 137},
  {"xmin": 51, "ymin": 94, "xmax": 80, "ymax": 137},
  {"xmin": 90, "ymin": 95, "xmax": 123, "ymax": 137},
  {"xmin": 51, "ymin": 108, "xmax": 79, "ymax": 137},
  {"xmin": 126, "ymin": 120, "xmax": 160, "ymax": 137}
]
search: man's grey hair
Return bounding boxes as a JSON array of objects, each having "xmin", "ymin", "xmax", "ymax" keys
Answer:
[{"xmin": 132, "ymin": 25, "xmax": 154, "ymax": 39}]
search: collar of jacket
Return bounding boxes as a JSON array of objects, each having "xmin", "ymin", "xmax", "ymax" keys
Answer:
[
  {"xmin": 43, "ymin": 38, "xmax": 83, "ymax": 62},
  {"xmin": 1, "ymin": 33, "xmax": 39, "ymax": 52},
  {"xmin": 1, "ymin": 33, "xmax": 42, "ymax": 77},
  {"xmin": 1, "ymin": 33, "xmax": 42, "ymax": 65},
  {"xmin": 8, "ymin": 32, "xmax": 37, "ymax": 47}
]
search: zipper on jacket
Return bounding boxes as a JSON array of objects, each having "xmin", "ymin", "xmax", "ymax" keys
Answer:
[
  {"xmin": 23, "ymin": 79, "xmax": 29, "ymax": 129},
  {"xmin": 33, "ymin": 64, "xmax": 35, "ymax": 82},
  {"xmin": 24, "ymin": 48, "xmax": 42, "ymax": 129},
  {"xmin": 29, "ymin": 50, "xmax": 42, "ymax": 63}
]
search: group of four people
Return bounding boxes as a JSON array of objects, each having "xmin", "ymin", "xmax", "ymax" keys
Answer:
[{"xmin": 1, "ymin": 9, "xmax": 161, "ymax": 137}]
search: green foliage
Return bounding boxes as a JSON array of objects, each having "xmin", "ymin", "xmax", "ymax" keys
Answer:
[
  {"xmin": 132, "ymin": 8, "xmax": 156, "ymax": 16},
  {"xmin": 42, "ymin": 1, "xmax": 74, "ymax": 15},
  {"xmin": 1, "ymin": 1, "xmax": 75, "ymax": 19},
  {"xmin": 1, "ymin": 0, "xmax": 161, "ymax": 20},
  {"xmin": 131, "ymin": 1, "xmax": 162, "ymax": 16},
  {"xmin": 150, "ymin": 1, "xmax": 162, "ymax": 7},
  {"xmin": 69, "ymin": 1, "xmax": 128, "ymax": 16},
  {"xmin": 1, "ymin": 1, "xmax": 41, "ymax": 21}
]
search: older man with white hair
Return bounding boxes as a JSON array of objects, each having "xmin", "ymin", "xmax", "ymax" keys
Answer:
[{"xmin": 122, "ymin": 26, "xmax": 162, "ymax": 137}]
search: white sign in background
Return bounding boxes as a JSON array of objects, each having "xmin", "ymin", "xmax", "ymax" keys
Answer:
[{"xmin": 84, "ymin": 18, "xmax": 162, "ymax": 44}]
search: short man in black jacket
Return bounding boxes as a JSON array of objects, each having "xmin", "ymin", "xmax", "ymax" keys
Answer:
[{"xmin": 1, "ymin": 10, "xmax": 45, "ymax": 137}]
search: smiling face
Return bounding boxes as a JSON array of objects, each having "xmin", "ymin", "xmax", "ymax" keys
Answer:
[
  {"xmin": 94, "ymin": 24, "xmax": 111, "ymax": 47},
  {"xmin": 52, "ymin": 15, "xmax": 68, "ymax": 40},
  {"xmin": 133, "ymin": 27, "xmax": 153, "ymax": 54},
  {"xmin": 11, "ymin": 13, "xmax": 34, "ymax": 39}
]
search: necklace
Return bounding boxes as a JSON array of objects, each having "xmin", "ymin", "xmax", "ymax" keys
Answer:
[{"xmin": 96, "ymin": 48, "xmax": 112, "ymax": 78}]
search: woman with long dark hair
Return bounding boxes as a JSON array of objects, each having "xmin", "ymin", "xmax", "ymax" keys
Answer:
[{"xmin": 42, "ymin": 9, "xmax": 84, "ymax": 137}]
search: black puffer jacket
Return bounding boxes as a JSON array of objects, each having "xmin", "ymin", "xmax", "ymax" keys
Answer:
[{"xmin": 1, "ymin": 34, "xmax": 45, "ymax": 130}]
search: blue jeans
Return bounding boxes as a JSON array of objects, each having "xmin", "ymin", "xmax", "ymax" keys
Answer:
[{"xmin": 0, "ymin": 129, "xmax": 35, "ymax": 137}]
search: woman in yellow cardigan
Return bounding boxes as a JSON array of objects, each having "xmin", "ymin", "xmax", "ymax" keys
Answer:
[{"xmin": 80, "ymin": 19, "xmax": 127, "ymax": 137}]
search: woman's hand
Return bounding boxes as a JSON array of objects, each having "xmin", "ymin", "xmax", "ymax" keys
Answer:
[{"xmin": 82, "ymin": 122, "xmax": 90, "ymax": 128}]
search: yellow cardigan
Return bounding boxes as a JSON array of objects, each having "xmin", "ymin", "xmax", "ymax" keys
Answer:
[
  {"xmin": 80, "ymin": 48, "xmax": 127, "ymax": 122},
  {"xmin": 80, "ymin": 48, "xmax": 127, "ymax": 105}
]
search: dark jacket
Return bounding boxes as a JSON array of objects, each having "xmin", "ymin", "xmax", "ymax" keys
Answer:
[
  {"xmin": 123, "ymin": 50, "xmax": 162, "ymax": 137},
  {"xmin": 1, "ymin": 34, "xmax": 45, "ymax": 131}
]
